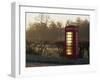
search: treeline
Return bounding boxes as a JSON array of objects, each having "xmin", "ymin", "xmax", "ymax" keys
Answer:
[
  {"xmin": 26, "ymin": 15, "xmax": 89, "ymax": 42},
  {"xmin": 26, "ymin": 21, "xmax": 64, "ymax": 42}
]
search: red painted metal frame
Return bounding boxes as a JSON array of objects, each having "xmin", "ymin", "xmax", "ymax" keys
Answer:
[{"xmin": 65, "ymin": 25, "xmax": 79, "ymax": 59}]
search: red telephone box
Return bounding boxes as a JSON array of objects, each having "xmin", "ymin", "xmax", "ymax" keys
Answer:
[{"xmin": 65, "ymin": 25, "xmax": 79, "ymax": 59}]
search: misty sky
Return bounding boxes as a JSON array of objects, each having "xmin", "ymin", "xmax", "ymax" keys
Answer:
[{"xmin": 26, "ymin": 13, "xmax": 89, "ymax": 29}]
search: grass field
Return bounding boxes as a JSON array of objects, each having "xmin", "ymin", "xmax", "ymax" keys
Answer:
[{"xmin": 26, "ymin": 54, "xmax": 89, "ymax": 67}]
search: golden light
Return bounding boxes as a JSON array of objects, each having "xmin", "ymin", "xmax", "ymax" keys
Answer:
[
  {"xmin": 66, "ymin": 37, "xmax": 72, "ymax": 41},
  {"xmin": 67, "ymin": 40, "xmax": 72, "ymax": 44},
  {"xmin": 67, "ymin": 52, "xmax": 72, "ymax": 55},
  {"xmin": 66, "ymin": 47, "xmax": 72, "ymax": 55},
  {"xmin": 66, "ymin": 32, "xmax": 72, "ymax": 35},
  {"xmin": 66, "ymin": 49, "xmax": 72, "ymax": 55},
  {"xmin": 66, "ymin": 43, "xmax": 72, "ymax": 46},
  {"xmin": 66, "ymin": 35, "xmax": 72, "ymax": 38},
  {"xmin": 66, "ymin": 32, "xmax": 73, "ymax": 55}
]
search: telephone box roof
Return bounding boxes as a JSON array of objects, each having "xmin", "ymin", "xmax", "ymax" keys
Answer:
[
  {"xmin": 65, "ymin": 25, "xmax": 79, "ymax": 31},
  {"xmin": 65, "ymin": 25, "xmax": 78, "ymax": 28}
]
